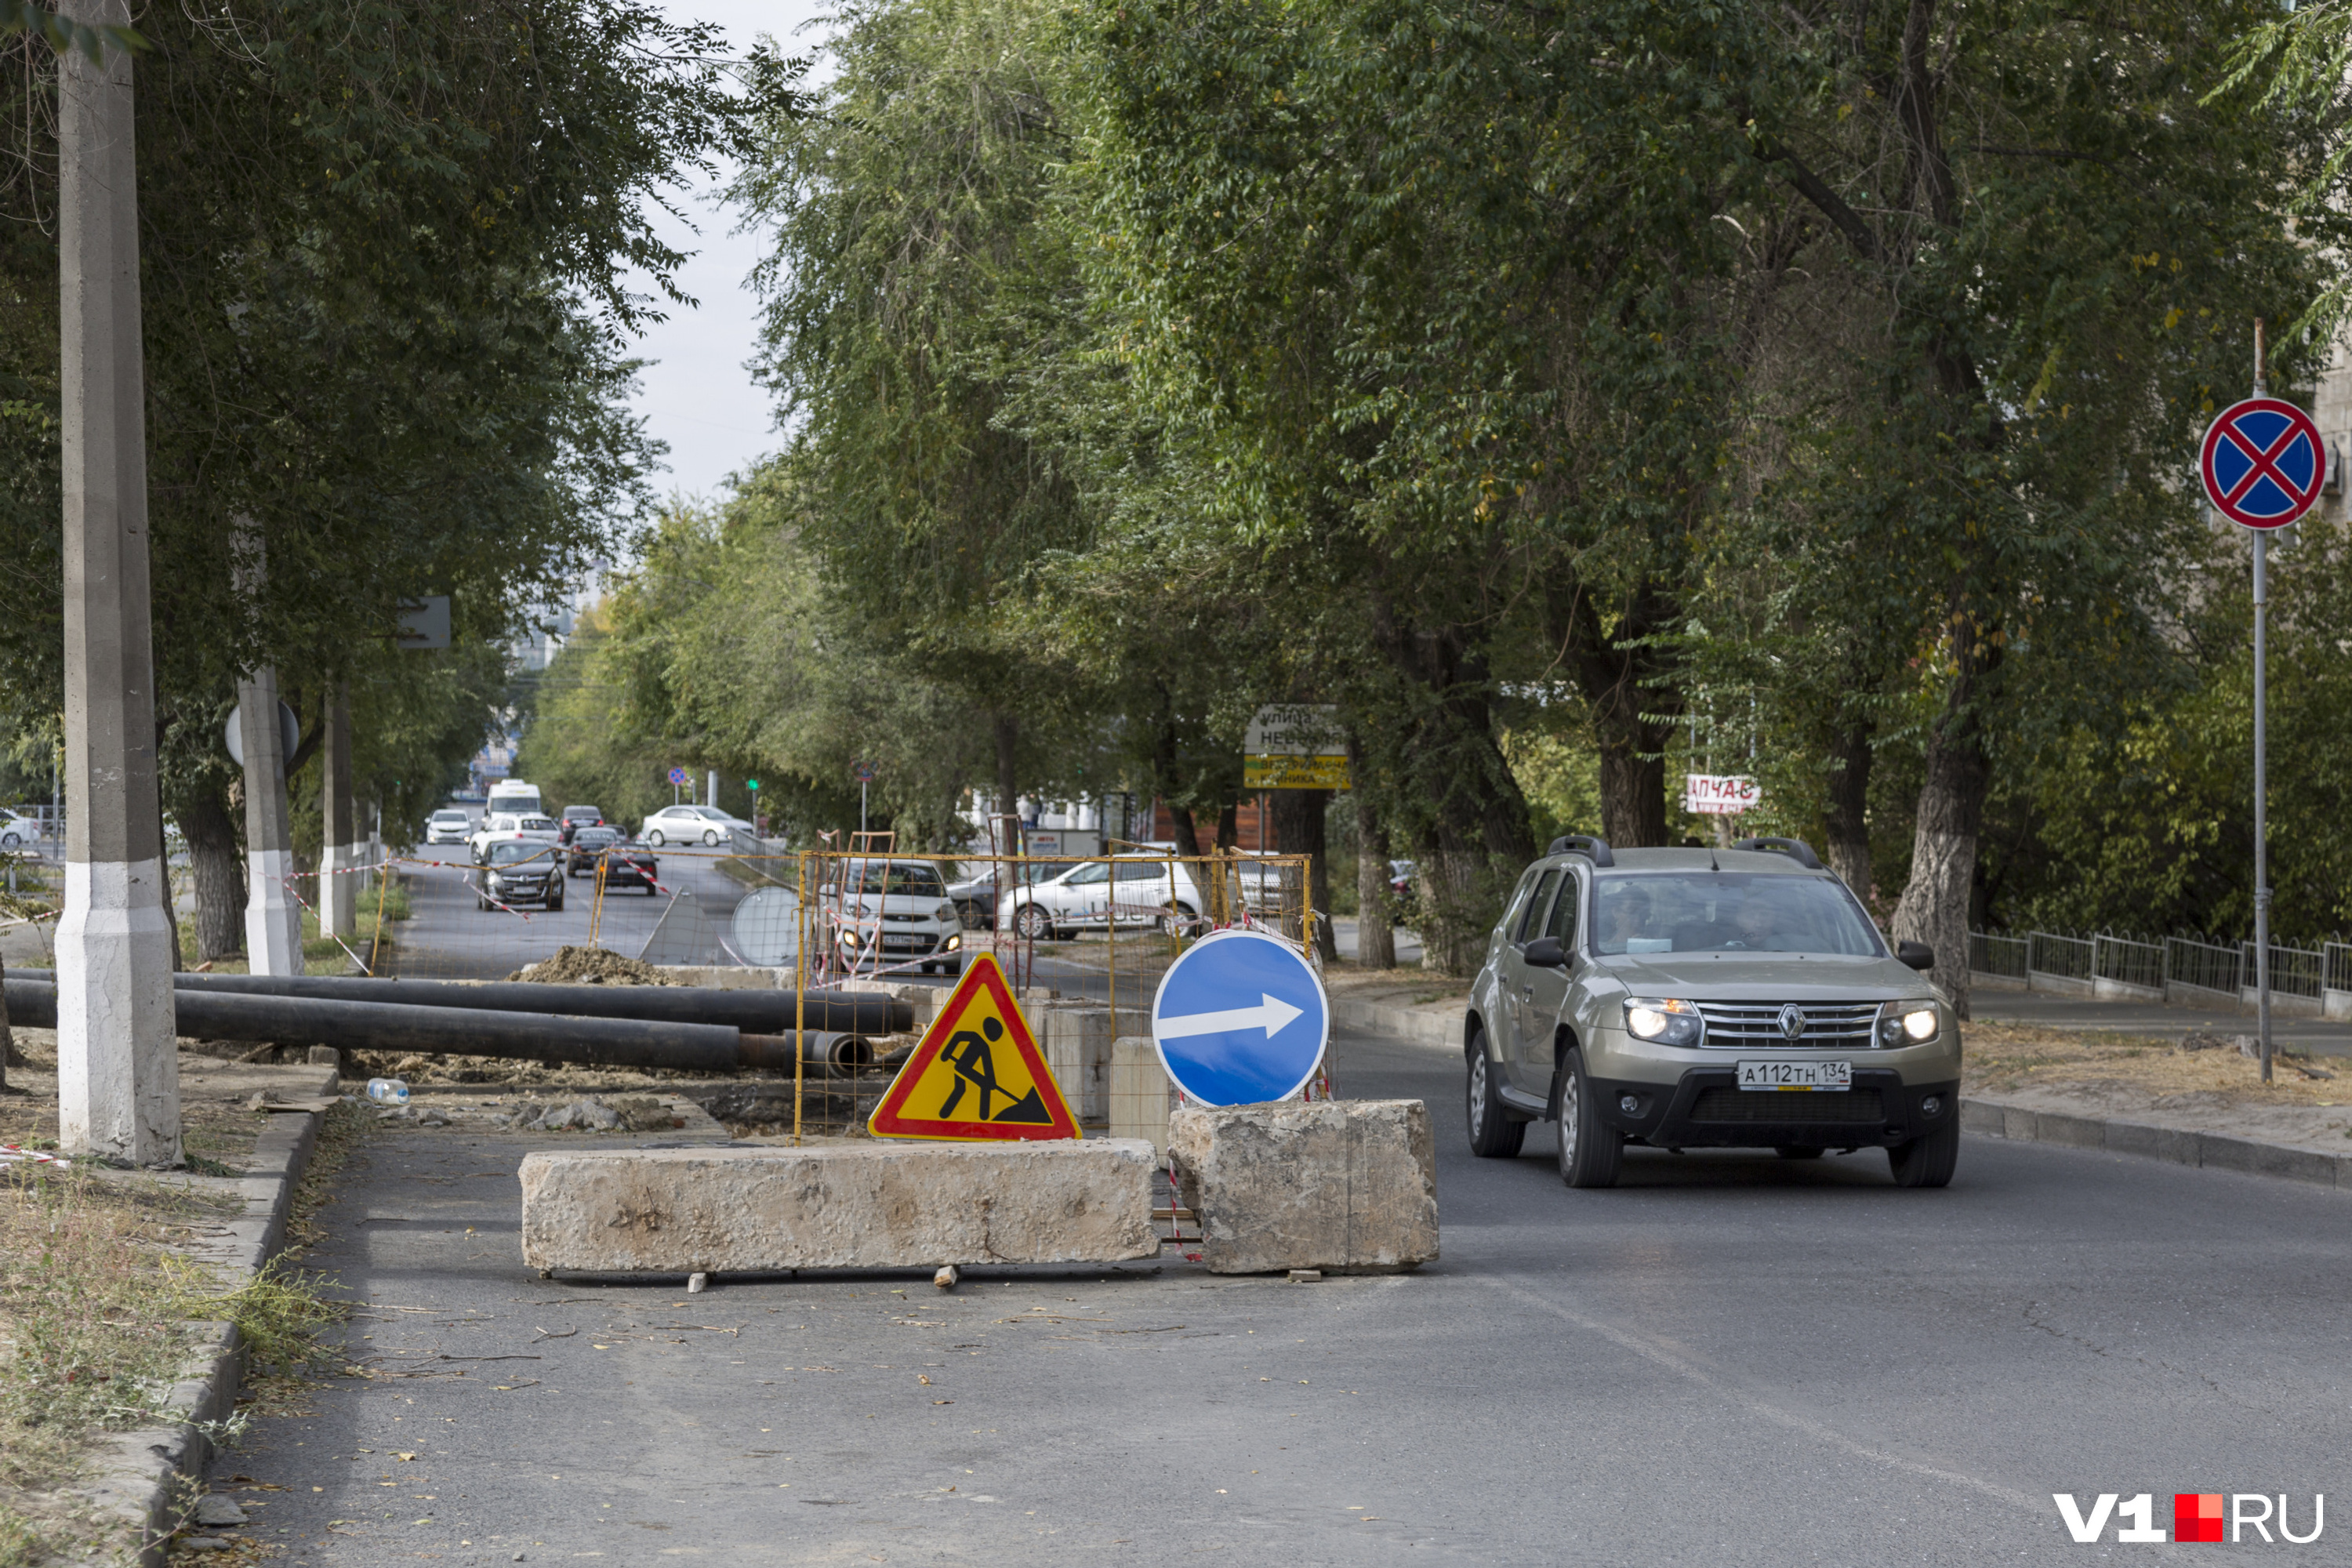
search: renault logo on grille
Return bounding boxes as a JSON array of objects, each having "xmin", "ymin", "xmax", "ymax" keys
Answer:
[{"xmin": 1777, "ymin": 1004, "xmax": 1806, "ymax": 1040}]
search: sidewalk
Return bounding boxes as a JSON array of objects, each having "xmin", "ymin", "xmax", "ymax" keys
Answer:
[{"xmin": 1972, "ymin": 986, "xmax": 2352, "ymax": 1054}]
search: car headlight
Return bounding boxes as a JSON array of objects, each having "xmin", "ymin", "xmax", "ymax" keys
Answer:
[
  {"xmin": 945, "ymin": 931, "xmax": 962, "ymax": 950},
  {"xmin": 840, "ymin": 928, "xmax": 862, "ymax": 948},
  {"xmin": 1878, "ymin": 1004, "xmax": 1940, "ymax": 1046},
  {"xmin": 1623, "ymin": 997, "xmax": 1702, "ymax": 1046},
  {"xmin": 935, "ymin": 902, "xmax": 955, "ymax": 922}
]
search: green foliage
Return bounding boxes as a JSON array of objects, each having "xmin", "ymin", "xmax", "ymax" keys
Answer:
[{"xmin": 0, "ymin": 0, "xmax": 762, "ymax": 844}]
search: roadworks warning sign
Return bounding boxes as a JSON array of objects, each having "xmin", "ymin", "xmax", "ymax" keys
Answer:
[{"xmin": 867, "ymin": 952, "xmax": 1080, "ymax": 1142}]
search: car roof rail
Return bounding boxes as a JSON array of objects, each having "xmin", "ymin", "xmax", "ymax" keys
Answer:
[
  {"xmin": 1546, "ymin": 833, "xmax": 1614, "ymax": 868},
  {"xmin": 1729, "ymin": 836, "xmax": 1824, "ymax": 870}
]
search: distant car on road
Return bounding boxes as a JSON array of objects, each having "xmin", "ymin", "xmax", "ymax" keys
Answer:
[
  {"xmin": 477, "ymin": 838, "xmax": 564, "ymax": 911},
  {"xmin": 598, "ymin": 837, "xmax": 662, "ymax": 894},
  {"xmin": 424, "ymin": 808, "xmax": 472, "ymax": 846},
  {"xmin": 998, "ymin": 858, "xmax": 1204, "ymax": 942},
  {"xmin": 557, "ymin": 805, "xmax": 604, "ymax": 844},
  {"xmin": 566, "ymin": 823, "xmax": 619, "ymax": 875},
  {"xmin": 0, "ymin": 809, "xmax": 41, "ymax": 850},
  {"xmin": 469, "ymin": 813, "xmax": 561, "ymax": 862},
  {"xmin": 640, "ymin": 804, "xmax": 751, "ymax": 848},
  {"xmin": 943, "ymin": 861, "xmax": 1054, "ymax": 928},
  {"xmin": 826, "ymin": 858, "xmax": 961, "ymax": 975}
]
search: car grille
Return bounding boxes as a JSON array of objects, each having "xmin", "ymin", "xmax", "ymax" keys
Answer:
[
  {"xmin": 1690, "ymin": 1087, "xmax": 1886, "ymax": 1123},
  {"xmin": 1693, "ymin": 1000, "xmax": 1881, "ymax": 1046}
]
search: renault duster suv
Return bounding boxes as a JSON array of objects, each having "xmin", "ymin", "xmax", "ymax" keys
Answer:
[{"xmin": 1464, "ymin": 836, "xmax": 1961, "ymax": 1189}]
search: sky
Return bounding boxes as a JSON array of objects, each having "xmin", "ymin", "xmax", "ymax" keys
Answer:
[{"xmin": 622, "ymin": 0, "xmax": 838, "ymax": 506}]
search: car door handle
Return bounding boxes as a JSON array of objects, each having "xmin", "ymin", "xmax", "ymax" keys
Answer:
[{"xmin": 1522, "ymin": 985, "xmax": 1534, "ymax": 1004}]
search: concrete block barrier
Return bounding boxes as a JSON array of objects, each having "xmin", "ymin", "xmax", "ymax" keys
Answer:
[
  {"xmin": 1040, "ymin": 1006, "xmax": 1113, "ymax": 1123},
  {"xmin": 1167, "ymin": 1099, "xmax": 1439, "ymax": 1275},
  {"xmin": 519, "ymin": 1138, "xmax": 1160, "ymax": 1276},
  {"xmin": 1109, "ymin": 1036, "xmax": 1177, "ymax": 1153}
]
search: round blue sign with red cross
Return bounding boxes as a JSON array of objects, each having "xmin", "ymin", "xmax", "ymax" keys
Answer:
[{"xmin": 2201, "ymin": 397, "xmax": 2326, "ymax": 530}]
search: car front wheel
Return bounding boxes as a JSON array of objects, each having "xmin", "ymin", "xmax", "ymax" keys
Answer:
[
  {"xmin": 1887, "ymin": 1117, "xmax": 1959, "ymax": 1189},
  {"xmin": 1555, "ymin": 1047, "xmax": 1622, "ymax": 1189},
  {"xmin": 1159, "ymin": 901, "xmax": 1195, "ymax": 937},
  {"xmin": 1014, "ymin": 903, "xmax": 1054, "ymax": 942},
  {"xmin": 1464, "ymin": 1025, "xmax": 1524, "ymax": 1158}
]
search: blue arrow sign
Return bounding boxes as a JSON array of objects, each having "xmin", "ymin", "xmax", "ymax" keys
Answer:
[{"xmin": 1150, "ymin": 929, "xmax": 1328, "ymax": 1106}]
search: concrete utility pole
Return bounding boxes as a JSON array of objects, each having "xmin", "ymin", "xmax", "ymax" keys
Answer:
[
  {"xmin": 706, "ymin": 769, "xmax": 719, "ymax": 814},
  {"xmin": 233, "ymin": 521, "xmax": 300, "ymax": 974},
  {"xmin": 321, "ymin": 684, "xmax": 357, "ymax": 941},
  {"xmin": 237, "ymin": 672, "xmax": 300, "ymax": 974},
  {"xmin": 56, "ymin": 0, "xmax": 180, "ymax": 1163}
]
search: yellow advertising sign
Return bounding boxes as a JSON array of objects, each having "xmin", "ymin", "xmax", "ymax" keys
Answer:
[{"xmin": 1243, "ymin": 753, "xmax": 1352, "ymax": 789}]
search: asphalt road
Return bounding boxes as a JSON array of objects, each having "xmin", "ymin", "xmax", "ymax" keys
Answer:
[
  {"xmin": 209, "ymin": 1028, "xmax": 2352, "ymax": 1566},
  {"xmin": 390, "ymin": 846, "xmax": 753, "ymax": 979}
]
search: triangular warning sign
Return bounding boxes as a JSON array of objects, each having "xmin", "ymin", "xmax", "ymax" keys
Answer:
[{"xmin": 868, "ymin": 953, "xmax": 1080, "ymax": 1142}]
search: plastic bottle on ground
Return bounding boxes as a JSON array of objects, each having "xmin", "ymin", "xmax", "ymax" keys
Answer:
[{"xmin": 365, "ymin": 1077, "xmax": 409, "ymax": 1107}]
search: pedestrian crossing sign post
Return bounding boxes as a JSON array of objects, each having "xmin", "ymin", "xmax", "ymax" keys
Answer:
[{"xmin": 867, "ymin": 953, "xmax": 1080, "ymax": 1141}]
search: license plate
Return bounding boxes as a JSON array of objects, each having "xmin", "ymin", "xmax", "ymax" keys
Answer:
[
  {"xmin": 880, "ymin": 935, "xmax": 924, "ymax": 949},
  {"xmin": 1737, "ymin": 1060, "xmax": 1852, "ymax": 1091}
]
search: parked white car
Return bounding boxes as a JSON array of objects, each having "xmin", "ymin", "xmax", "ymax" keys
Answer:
[
  {"xmin": 469, "ymin": 813, "xmax": 561, "ymax": 862},
  {"xmin": 640, "ymin": 804, "xmax": 751, "ymax": 848},
  {"xmin": 826, "ymin": 858, "xmax": 964, "ymax": 975},
  {"xmin": 998, "ymin": 858, "xmax": 1204, "ymax": 941},
  {"xmin": 0, "ymin": 809, "xmax": 41, "ymax": 850}
]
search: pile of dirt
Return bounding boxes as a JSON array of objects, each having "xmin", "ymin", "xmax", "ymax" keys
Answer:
[{"xmin": 506, "ymin": 945, "xmax": 680, "ymax": 986}]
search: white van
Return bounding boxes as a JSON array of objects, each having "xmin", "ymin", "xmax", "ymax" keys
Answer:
[{"xmin": 485, "ymin": 781, "xmax": 542, "ymax": 819}]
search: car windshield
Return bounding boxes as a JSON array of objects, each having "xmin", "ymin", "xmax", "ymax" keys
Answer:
[
  {"xmin": 575, "ymin": 827, "xmax": 616, "ymax": 844},
  {"xmin": 488, "ymin": 841, "xmax": 552, "ymax": 866},
  {"xmin": 517, "ymin": 817, "xmax": 557, "ymax": 830},
  {"xmin": 564, "ymin": 807, "xmax": 600, "ymax": 819},
  {"xmin": 1589, "ymin": 873, "xmax": 1882, "ymax": 957},
  {"xmin": 843, "ymin": 863, "xmax": 944, "ymax": 895}
]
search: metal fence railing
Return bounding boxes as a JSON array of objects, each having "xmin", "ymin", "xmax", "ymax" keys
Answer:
[
  {"xmin": 2093, "ymin": 934, "xmax": 2164, "ymax": 992},
  {"xmin": 1969, "ymin": 931, "xmax": 2028, "ymax": 980},
  {"xmin": 2165, "ymin": 936, "xmax": 2242, "ymax": 996},
  {"xmin": 1969, "ymin": 927, "xmax": 2344, "ymax": 1011},
  {"xmin": 2027, "ymin": 931, "xmax": 2093, "ymax": 982},
  {"xmin": 2248, "ymin": 941, "xmax": 2325, "ymax": 1000}
]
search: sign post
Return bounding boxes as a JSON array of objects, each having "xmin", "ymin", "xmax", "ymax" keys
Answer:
[{"xmin": 2196, "ymin": 321, "xmax": 2324, "ymax": 1084}]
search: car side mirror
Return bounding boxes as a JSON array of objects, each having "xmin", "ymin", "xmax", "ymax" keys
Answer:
[
  {"xmin": 1523, "ymin": 936, "xmax": 1568, "ymax": 969},
  {"xmin": 1896, "ymin": 940, "xmax": 1935, "ymax": 972}
]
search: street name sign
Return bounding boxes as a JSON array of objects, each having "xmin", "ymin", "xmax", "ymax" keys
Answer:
[
  {"xmin": 1149, "ymin": 928, "xmax": 1329, "ymax": 1105},
  {"xmin": 2200, "ymin": 397, "xmax": 2325, "ymax": 529},
  {"xmin": 1242, "ymin": 703, "xmax": 1350, "ymax": 790},
  {"xmin": 869, "ymin": 953, "xmax": 1080, "ymax": 1141}
]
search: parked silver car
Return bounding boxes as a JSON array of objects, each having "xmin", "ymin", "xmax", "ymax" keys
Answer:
[
  {"xmin": 998, "ymin": 858, "xmax": 1204, "ymax": 941},
  {"xmin": 1465, "ymin": 836, "xmax": 1961, "ymax": 1189}
]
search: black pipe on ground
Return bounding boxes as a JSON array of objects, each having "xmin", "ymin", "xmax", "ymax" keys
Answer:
[
  {"xmin": 6, "ymin": 970, "xmax": 909, "ymax": 1035},
  {"xmin": 1, "ymin": 980, "xmax": 875, "ymax": 1076}
]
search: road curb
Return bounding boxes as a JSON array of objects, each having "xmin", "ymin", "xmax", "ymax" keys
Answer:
[
  {"xmin": 1958, "ymin": 1098, "xmax": 2352, "ymax": 1190},
  {"xmin": 78, "ymin": 1105, "xmax": 326, "ymax": 1566},
  {"xmin": 1339, "ymin": 989, "xmax": 2352, "ymax": 1192}
]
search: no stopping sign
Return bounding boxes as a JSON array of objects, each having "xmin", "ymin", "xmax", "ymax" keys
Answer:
[{"xmin": 2201, "ymin": 397, "xmax": 2325, "ymax": 530}]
